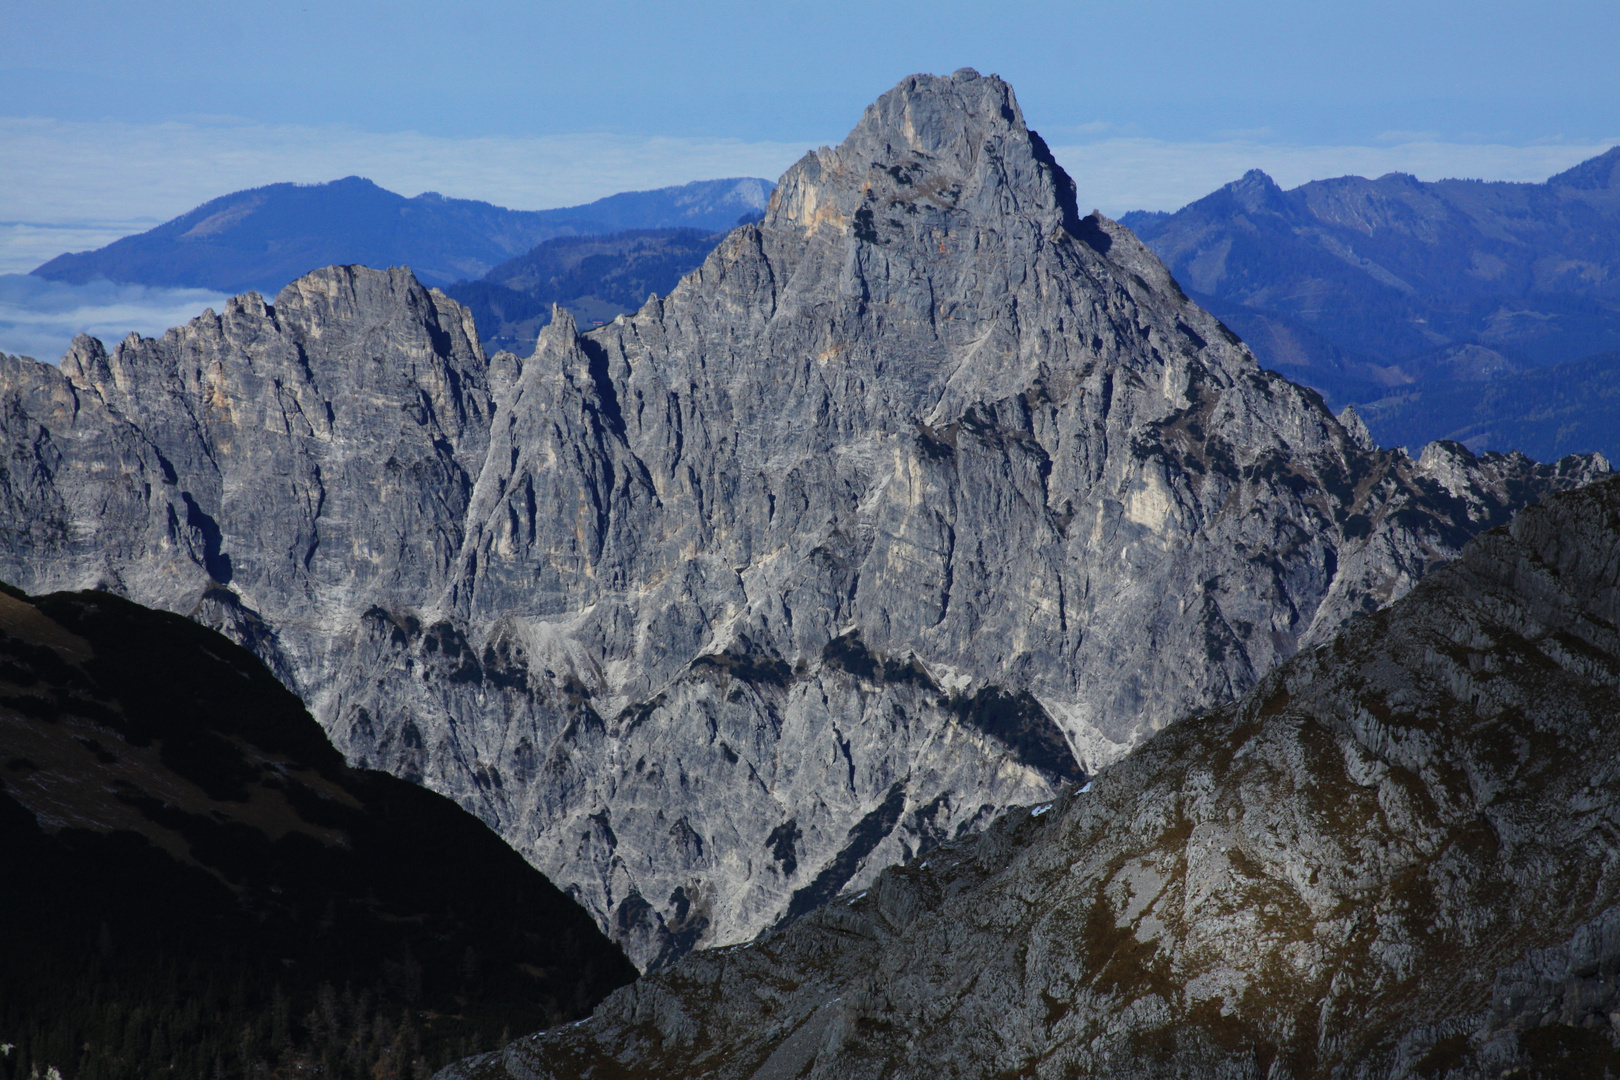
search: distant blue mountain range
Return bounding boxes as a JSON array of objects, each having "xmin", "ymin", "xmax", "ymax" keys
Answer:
[
  {"xmin": 23, "ymin": 152, "xmax": 1620, "ymax": 464},
  {"xmin": 1120, "ymin": 145, "xmax": 1620, "ymax": 461},
  {"xmin": 443, "ymin": 227, "xmax": 729, "ymax": 353},
  {"xmin": 30, "ymin": 175, "xmax": 774, "ymax": 295},
  {"xmin": 1120, "ymin": 146, "xmax": 1620, "ymax": 402}
]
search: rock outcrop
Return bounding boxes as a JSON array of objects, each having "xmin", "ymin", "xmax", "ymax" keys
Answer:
[
  {"xmin": 443, "ymin": 474, "xmax": 1620, "ymax": 1080},
  {"xmin": 0, "ymin": 71, "xmax": 1607, "ymax": 968}
]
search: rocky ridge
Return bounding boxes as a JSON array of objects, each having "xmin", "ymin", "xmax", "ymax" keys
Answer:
[
  {"xmin": 0, "ymin": 70, "xmax": 1607, "ymax": 968},
  {"xmin": 444, "ymin": 474, "xmax": 1620, "ymax": 1080}
]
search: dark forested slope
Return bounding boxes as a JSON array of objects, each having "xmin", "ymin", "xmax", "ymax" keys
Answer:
[
  {"xmin": 1354, "ymin": 348, "xmax": 1620, "ymax": 462},
  {"xmin": 0, "ymin": 585, "xmax": 635, "ymax": 1080}
]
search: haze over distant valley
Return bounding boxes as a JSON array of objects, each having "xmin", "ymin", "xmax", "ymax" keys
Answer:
[{"xmin": 0, "ymin": 176, "xmax": 775, "ymax": 363}]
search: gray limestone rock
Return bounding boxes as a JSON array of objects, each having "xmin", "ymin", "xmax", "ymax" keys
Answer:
[
  {"xmin": 442, "ymin": 475, "xmax": 1620, "ymax": 1080},
  {"xmin": 0, "ymin": 73, "xmax": 1607, "ymax": 969}
]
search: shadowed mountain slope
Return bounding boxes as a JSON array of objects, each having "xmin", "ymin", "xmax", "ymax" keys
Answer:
[
  {"xmin": 0, "ymin": 584, "xmax": 635, "ymax": 1080},
  {"xmin": 0, "ymin": 71, "xmax": 1607, "ymax": 970},
  {"xmin": 443, "ymin": 227, "xmax": 728, "ymax": 352},
  {"xmin": 444, "ymin": 474, "xmax": 1620, "ymax": 1080},
  {"xmin": 1355, "ymin": 348, "xmax": 1620, "ymax": 463},
  {"xmin": 31, "ymin": 176, "xmax": 773, "ymax": 295}
]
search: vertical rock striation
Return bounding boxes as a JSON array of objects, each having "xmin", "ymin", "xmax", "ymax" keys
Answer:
[
  {"xmin": 0, "ymin": 71, "xmax": 1607, "ymax": 967},
  {"xmin": 442, "ymin": 476, "xmax": 1620, "ymax": 1080}
]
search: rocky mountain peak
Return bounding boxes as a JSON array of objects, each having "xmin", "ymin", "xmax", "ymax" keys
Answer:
[
  {"xmin": 1336, "ymin": 403, "xmax": 1377, "ymax": 452},
  {"xmin": 0, "ymin": 72, "xmax": 1607, "ymax": 971},
  {"xmin": 767, "ymin": 71, "xmax": 1080, "ymax": 243},
  {"xmin": 1226, "ymin": 167, "xmax": 1289, "ymax": 215}
]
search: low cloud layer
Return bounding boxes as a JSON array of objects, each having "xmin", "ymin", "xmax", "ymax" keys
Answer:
[
  {"xmin": 5, "ymin": 117, "xmax": 1613, "ymax": 261},
  {"xmin": 0, "ymin": 221, "xmax": 160, "ymax": 276},
  {"xmin": 0, "ymin": 274, "xmax": 230, "ymax": 365},
  {"xmin": 0, "ymin": 117, "xmax": 812, "ymax": 243}
]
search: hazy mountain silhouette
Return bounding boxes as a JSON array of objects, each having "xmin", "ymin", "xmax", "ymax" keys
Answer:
[
  {"xmin": 443, "ymin": 227, "xmax": 729, "ymax": 351},
  {"xmin": 31, "ymin": 175, "xmax": 773, "ymax": 295},
  {"xmin": 1121, "ymin": 146, "xmax": 1620, "ymax": 408}
]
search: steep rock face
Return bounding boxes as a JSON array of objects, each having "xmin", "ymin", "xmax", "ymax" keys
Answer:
[
  {"xmin": 0, "ymin": 71, "xmax": 1607, "ymax": 968},
  {"xmin": 0, "ymin": 266, "xmax": 492, "ymax": 685},
  {"xmin": 447, "ymin": 475, "xmax": 1620, "ymax": 1080}
]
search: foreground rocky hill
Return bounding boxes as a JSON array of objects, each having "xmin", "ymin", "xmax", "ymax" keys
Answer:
[
  {"xmin": 446, "ymin": 473, "xmax": 1620, "ymax": 1080},
  {"xmin": 0, "ymin": 584, "xmax": 634, "ymax": 1080},
  {"xmin": 0, "ymin": 70, "xmax": 1606, "ymax": 968}
]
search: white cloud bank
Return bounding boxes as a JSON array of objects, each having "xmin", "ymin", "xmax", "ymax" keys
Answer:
[
  {"xmin": 0, "ymin": 222, "xmax": 162, "ymax": 277},
  {"xmin": 0, "ymin": 275, "xmax": 230, "ymax": 365},
  {"xmin": 5, "ymin": 117, "xmax": 1614, "ymax": 256}
]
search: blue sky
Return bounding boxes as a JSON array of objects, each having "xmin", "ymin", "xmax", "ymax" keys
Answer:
[
  {"xmin": 3, "ymin": 0, "xmax": 1617, "ymax": 358},
  {"xmin": 5, "ymin": 0, "xmax": 1617, "ymax": 232},
  {"xmin": 9, "ymin": 0, "xmax": 1617, "ymax": 146}
]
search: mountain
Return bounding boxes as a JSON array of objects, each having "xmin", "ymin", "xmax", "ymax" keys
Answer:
[
  {"xmin": 444, "ymin": 473, "xmax": 1620, "ymax": 1080},
  {"xmin": 443, "ymin": 227, "xmax": 727, "ymax": 352},
  {"xmin": 0, "ymin": 582, "xmax": 635, "ymax": 1080},
  {"xmin": 0, "ymin": 70, "xmax": 1606, "ymax": 972},
  {"xmin": 29, "ymin": 175, "xmax": 774, "ymax": 295},
  {"xmin": 1119, "ymin": 148, "xmax": 1620, "ymax": 415},
  {"xmin": 1355, "ymin": 348, "xmax": 1620, "ymax": 463}
]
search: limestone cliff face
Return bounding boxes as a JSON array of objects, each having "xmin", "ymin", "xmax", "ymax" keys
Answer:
[
  {"xmin": 443, "ymin": 476, "xmax": 1620, "ymax": 1080},
  {"xmin": 0, "ymin": 70, "xmax": 1606, "ymax": 969}
]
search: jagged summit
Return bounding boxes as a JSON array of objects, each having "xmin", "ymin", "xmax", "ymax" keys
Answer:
[
  {"xmin": 768, "ymin": 70, "xmax": 1081, "ymax": 242},
  {"xmin": 617, "ymin": 70, "xmax": 1238, "ymax": 448},
  {"xmin": 1217, "ymin": 168, "xmax": 1289, "ymax": 215}
]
